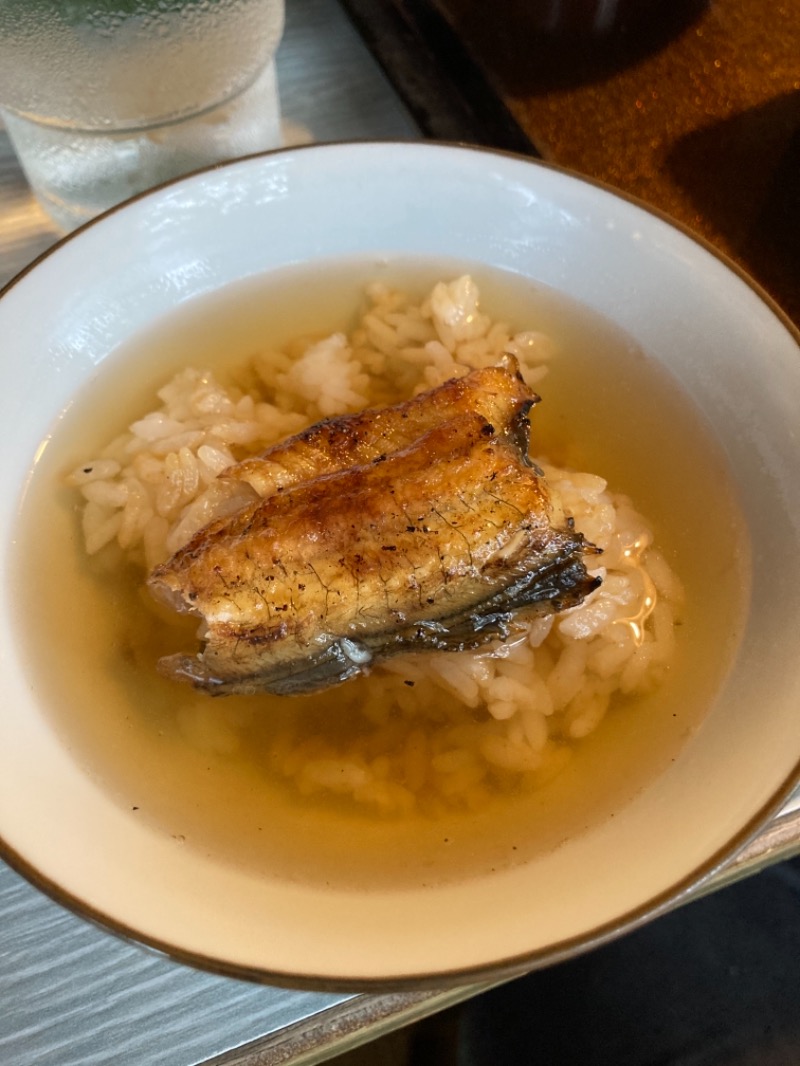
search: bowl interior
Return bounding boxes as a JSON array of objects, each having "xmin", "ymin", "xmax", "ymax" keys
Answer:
[{"xmin": 1, "ymin": 142, "xmax": 799, "ymax": 986}]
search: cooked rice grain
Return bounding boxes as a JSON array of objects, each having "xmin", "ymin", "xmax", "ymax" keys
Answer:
[{"xmin": 69, "ymin": 276, "xmax": 683, "ymax": 815}]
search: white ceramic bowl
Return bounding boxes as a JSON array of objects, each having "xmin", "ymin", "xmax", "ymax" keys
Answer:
[{"xmin": 1, "ymin": 142, "xmax": 799, "ymax": 989}]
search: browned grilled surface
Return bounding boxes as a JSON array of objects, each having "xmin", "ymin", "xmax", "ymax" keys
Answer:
[
  {"xmin": 149, "ymin": 365, "xmax": 599, "ymax": 695},
  {"xmin": 222, "ymin": 358, "xmax": 537, "ymax": 499}
]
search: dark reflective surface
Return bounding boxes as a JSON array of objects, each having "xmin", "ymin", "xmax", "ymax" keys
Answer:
[{"xmin": 418, "ymin": 0, "xmax": 711, "ymax": 94}]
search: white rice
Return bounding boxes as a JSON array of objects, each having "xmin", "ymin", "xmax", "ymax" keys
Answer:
[{"xmin": 68, "ymin": 275, "xmax": 683, "ymax": 815}]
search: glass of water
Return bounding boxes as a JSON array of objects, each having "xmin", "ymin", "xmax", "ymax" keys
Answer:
[{"xmin": 0, "ymin": 0, "xmax": 285, "ymax": 231}]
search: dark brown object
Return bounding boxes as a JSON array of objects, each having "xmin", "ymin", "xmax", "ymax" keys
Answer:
[{"xmin": 342, "ymin": 0, "xmax": 800, "ymax": 325}]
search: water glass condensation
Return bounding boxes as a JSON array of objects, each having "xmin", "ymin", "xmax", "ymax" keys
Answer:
[{"xmin": 0, "ymin": 0, "xmax": 285, "ymax": 230}]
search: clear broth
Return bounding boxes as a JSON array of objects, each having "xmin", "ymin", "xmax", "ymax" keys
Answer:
[{"xmin": 14, "ymin": 257, "xmax": 750, "ymax": 890}]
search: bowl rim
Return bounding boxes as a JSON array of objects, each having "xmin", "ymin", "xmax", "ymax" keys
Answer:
[
  {"xmin": 2, "ymin": 789, "xmax": 798, "ymax": 993},
  {"xmin": 2, "ymin": 139, "xmax": 799, "ymax": 991},
  {"xmin": 4, "ymin": 138, "xmax": 799, "ymax": 345}
]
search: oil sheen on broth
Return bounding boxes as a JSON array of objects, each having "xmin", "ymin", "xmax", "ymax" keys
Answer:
[{"xmin": 15, "ymin": 258, "xmax": 749, "ymax": 891}]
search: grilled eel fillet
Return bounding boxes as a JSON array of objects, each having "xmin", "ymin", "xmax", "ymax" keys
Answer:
[
  {"xmin": 220, "ymin": 359, "xmax": 536, "ymax": 499},
  {"xmin": 148, "ymin": 361, "xmax": 601, "ymax": 696}
]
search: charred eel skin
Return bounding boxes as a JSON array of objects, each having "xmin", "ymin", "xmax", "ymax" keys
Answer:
[{"xmin": 149, "ymin": 360, "xmax": 600, "ymax": 696}]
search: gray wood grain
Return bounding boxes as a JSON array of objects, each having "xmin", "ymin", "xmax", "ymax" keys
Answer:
[{"xmin": 0, "ymin": 866, "xmax": 349, "ymax": 1066}]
